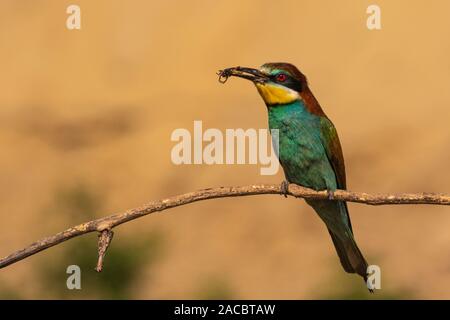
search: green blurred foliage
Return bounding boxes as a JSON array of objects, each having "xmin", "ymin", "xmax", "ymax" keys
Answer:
[
  {"xmin": 315, "ymin": 259, "xmax": 411, "ymax": 300},
  {"xmin": 0, "ymin": 285, "xmax": 23, "ymax": 300},
  {"xmin": 37, "ymin": 182, "xmax": 164, "ymax": 299},
  {"xmin": 52, "ymin": 182, "xmax": 101, "ymax": 221},
  {"xmin": 195, "ymin": 276, "xmax": 235, "ymax": 300}
]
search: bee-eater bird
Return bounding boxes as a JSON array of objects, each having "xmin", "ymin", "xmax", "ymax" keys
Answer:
[{"xmin": 218, "ymin": 63, "xmax": 370, "ymax": 286}]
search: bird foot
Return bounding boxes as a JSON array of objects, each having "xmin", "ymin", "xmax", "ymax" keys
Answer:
[
  {"xmin": 280, "ymin": 180, "xmax": 289, "ymax": 198},
  {"xmin": 327, "ymin": 190, "xmax": 335, "ymax": 200}
]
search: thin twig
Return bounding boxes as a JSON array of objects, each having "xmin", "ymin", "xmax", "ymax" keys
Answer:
[
  {"xmin": 95, "ymin": 229, "xmax": 114, "ymax": 272},
  {"xmin": 0, "ymin": 183, "xmax": 449, "ymax": 270}
]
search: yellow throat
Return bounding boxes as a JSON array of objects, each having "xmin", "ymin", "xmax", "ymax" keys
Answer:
[{"xmin": 255, "ymin": 82, "xmax": 300, "ymax": 105}]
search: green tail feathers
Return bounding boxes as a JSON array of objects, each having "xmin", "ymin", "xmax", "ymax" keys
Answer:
[
  {"xmin": 328, "ymin": 229, "xmax": 369, "ymax": 281},
  {"xmin": 306, "ymin": 199, "xmax": 369, "ymax": 283}
]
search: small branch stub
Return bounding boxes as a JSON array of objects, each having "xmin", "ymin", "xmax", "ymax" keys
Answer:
[
  {"xmin": 95, "ymin": 229, "xmax": 114, "ymax": 272},
  {"xmin": 0, "ymin": 183, "xmax": 449, "ymax": 271}
]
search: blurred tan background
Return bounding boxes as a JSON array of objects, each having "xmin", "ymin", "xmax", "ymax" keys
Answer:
[{"xmin": 0, "ymin": 0, "xmax": 449, "ymax": 299}]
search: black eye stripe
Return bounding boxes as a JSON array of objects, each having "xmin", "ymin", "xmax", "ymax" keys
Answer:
[
  {"xmin": 271, "ymin": 74, "xmax": 302, "ymax": 92},
  {"xmin": 271, "ymin": 73, "xmax": 290, "ymax": 81}
]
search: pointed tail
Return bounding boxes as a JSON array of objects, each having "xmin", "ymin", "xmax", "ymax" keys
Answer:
[
  {"xmin": 328, "ymin": 228, "xmax": 369, "ymax": 282},
  {"xmin": 306, "ymin": 199, "xmax": 370, "ymax": 290}
]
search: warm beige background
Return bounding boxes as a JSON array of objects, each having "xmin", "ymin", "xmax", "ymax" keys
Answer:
[{"xmin": 1, "ymin": 0, "xmax": 449, "ymax": 299}]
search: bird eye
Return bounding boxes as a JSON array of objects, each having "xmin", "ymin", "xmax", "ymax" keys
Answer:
[{"xmin": 276, "ymin": 74, "xmax": 287, "ymax": 82}]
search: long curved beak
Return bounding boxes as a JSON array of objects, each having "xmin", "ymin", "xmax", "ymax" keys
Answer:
[{"xmin": 217, "ymin": 66, "xmax": 268, "ymax": 84}]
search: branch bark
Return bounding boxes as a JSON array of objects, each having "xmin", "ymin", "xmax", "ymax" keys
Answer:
[
  {"xmin": 0, "ymin": 183, "xmax": 449, "ymax": 270},
  {"xmin": 95, "ymin": 229, "xmax": 114, "ymax": 272}
]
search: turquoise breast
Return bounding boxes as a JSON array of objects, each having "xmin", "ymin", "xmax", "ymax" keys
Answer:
[{"xmin": 268, "ymin": 101, "xmax": 337, "ymax": 191}]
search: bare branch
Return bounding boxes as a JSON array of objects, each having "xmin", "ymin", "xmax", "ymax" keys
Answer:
[
  {"xmin": 95, "ymin": 229, "xmax": 114, "ymax": 272},
  {"xmin": 0, "ymin": 183, "xmax": 449, "ymax": 270}
]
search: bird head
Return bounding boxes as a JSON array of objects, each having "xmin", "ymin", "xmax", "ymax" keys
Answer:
[{"xmin": 218, "ymin": 62, "xmax": 308, "ymax": 106}]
